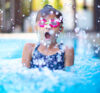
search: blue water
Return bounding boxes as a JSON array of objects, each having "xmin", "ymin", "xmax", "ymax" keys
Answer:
[
  {"xmin": 0, "ymin": 39, "xmax": 31, "ymax": 59},
  {"xmin": 0, "ymin": 38, "xmax": 100, "ymax": 93}
]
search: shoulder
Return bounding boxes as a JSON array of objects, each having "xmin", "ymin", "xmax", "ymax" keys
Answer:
[
  {"xmin": 23, "ymin": 43, "xmax": 36, "ymax": 55},
  {"xmin": 22, "ymin": 43, "xmax": 36, "ymax": 68},
  {"xmin": 59, "ymin": 43, "xmax": 74, "ymax": 53},
  {"xmin": 24, "ymin": 43, "xmax": 35, "ymax": 49},
  {"xmin": 64, "ymin": 45, "xmax": 74, "ymax": 54}
]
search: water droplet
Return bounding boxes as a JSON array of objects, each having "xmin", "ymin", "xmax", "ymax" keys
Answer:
[
  {"xmin": 0, "ymin": 10, "xmax": 3, "ymax": 14},
  {"xmin": 97, "ymin": 5, "xmax": 100, "ymax": 8},
  {"xmin": 75, "ymin": 27, "xmax": 80, "ymax": 33},
  {"xmin": 11, "ymin": 18, "xmax": 13, "ymax": 21},
  {"xmin": 55, "ymin": 34, "xmax": 59, "ymax": 37},
  {"xmin": 22, "ymin": 14, "xmax": 25, "ymax": 17},
  {"xmin": 98, "ymin": 20, "xmax": 100, "ymax": 23},
  {"xmin": 59, "ymin": 16, "xmax": 63, "ymax": 21},
  {"xmin": 56, "ymin": 12, "xmax": 59, "ymax": 15},
  {"xmin": 40, "ymin": 17, "xmax": 43, "ymax": 20},
  {"xmin": 95, "ymin": 50, "xmax": 98, "ymax": 54},
  {"xmin": 12, "ymin": 26, "xmax": 15, "ymax": 31},
  {"xmin": 50, "ymin": 11, "xmax": 53, "ymax": 15},
  {"xmin": 75, "ymin": 14, "xmax": 78, "ymax": 19},
  {"xmin": 94, "ymin": 62, "xmax": 97, "ymax": 66},
  {"xmin": 49, "ymin": 30, "xmax": 54, "ymax": 35},
  {"xmin": 93, "ymin": 39, "xmax": 95, "ymax": 42},
  {"xmin": 96, "ymin": 33, "xmax": 100, "ymax": 38}
]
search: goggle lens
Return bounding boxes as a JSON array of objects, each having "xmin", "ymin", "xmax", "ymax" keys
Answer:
[{"xmin": 38, "ymin": 19, "xmax": 60, "ymax": 28}]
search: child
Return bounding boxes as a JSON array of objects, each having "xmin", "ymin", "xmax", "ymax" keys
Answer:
[{"xmin": 22, "ymin": 4, "xmax": 74, "ymax": 70}]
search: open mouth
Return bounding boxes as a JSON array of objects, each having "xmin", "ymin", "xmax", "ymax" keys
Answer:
[{"xmin": 45, "ymin": 32, "xmax": 51, "ymax": 39}]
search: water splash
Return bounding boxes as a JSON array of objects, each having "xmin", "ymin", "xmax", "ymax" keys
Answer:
[
  {"xmin": 0, "ymin": 37, "xmax": 100, "ymax": 93},
  {"xmin": 0, "ymin": 56, "xmax": 100, "ymax": 93}
]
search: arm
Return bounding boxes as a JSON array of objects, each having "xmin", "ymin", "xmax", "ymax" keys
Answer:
[
  {"xmin": 22, "ymin": 43, "xmax": 35, "ymax": 68},
  {"xmin": 64, "ymin": 46, "xmax": 74, "ymax": 67}
]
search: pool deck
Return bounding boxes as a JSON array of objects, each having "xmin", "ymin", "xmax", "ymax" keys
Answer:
[
  {"xmin": 0, "ymin": 33, "xmax": 38, "ymax": 39},
  {"xmin": 0, "ymin": 32, "xmax": 100, "ymax": 45}
]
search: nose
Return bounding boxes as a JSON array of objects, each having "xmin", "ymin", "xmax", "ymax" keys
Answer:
[{"xmin": 44, "ymin": 24, "xmax": 51, "ymax": 30}]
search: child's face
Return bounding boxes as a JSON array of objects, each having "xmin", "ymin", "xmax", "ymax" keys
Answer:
[{"xmin": 36, "ymin": 14, "xmax": 63, "ymax": 46}]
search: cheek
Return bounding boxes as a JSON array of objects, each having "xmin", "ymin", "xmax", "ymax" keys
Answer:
[
  {"xmin": 37, "ymin": 27, "xmax": 45, "ymax": 34},
  {"xmin": 50, "ymin": 28, "xmax": 59, "ymax": 35},
  {"xmin": 51, "ymin": 27, "xmax": 58, "ymax": 33},
  {"xmin": 53, "ymin": 27, "xmax": 60, "ymax": 31},
  {"xmin": 52, "ymin": 32, "xmax": 58, "ymax": 38}
]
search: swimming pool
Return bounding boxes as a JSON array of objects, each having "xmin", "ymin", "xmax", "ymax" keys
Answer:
[{"xmin": 0, "ymin": 37, "xmax": 100, "ymax": 93}]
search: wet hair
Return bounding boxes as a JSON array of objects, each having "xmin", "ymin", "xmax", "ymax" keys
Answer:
[{"xmin": 36, "ymin": 4, "xmax": 63, "ymax": 24}]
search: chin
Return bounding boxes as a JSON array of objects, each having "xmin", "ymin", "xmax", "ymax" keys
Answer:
[{"xmin": 42, "ymin": 39, "xmax": 52, "ymax": 46}]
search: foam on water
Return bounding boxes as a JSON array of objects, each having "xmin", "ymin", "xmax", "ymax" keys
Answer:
[{"xmin": 0, "ymin": 56, "xmax": 100, "ymax": 93}]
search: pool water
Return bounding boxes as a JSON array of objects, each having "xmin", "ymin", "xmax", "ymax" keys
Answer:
[
  {"xmin": 0, "ymin": 38, "xmax": 100, "ymax": 93},
  {"xmin": 0, "ymin": 39, "xmax": 33, "ymax": 59}
]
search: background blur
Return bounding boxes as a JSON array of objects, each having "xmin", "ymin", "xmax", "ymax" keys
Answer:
[{"xmin": 0, "ymin": 0, "xmax": 100, "ymax": 33}]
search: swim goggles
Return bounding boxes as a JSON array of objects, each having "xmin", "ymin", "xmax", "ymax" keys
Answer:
[{"xmin": 38, "ymin": 19, "xmax": 60, "ymax": 28}]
